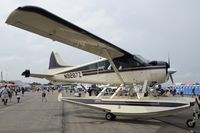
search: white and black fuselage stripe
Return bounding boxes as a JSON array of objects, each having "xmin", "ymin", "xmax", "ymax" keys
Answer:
[{"xmin": 49, "ymin": 65, "xmax": 167, "ymax": 85}]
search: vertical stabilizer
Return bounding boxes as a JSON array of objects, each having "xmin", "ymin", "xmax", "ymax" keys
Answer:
[{"xmin": 49, "ymin": 51, "xmax": 71, "ymax": 69}]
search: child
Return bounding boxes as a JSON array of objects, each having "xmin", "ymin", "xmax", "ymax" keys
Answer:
[{"xmin": 16, "ymin": 91, "xmax": 21, "ymax": 103}]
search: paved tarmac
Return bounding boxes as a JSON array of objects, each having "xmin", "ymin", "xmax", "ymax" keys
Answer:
[{"xmin": 0, "ymin": 91, "xmax": 199, "ymax": 133}]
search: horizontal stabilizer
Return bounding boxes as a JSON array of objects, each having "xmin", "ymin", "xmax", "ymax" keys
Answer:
[{"xmin": 22, "ymin": 69, "xmax": 53, "ymax": 79}]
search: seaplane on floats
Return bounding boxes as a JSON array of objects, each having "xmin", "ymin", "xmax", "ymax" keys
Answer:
[{"xmin": 6, "ymin": 6, "xmax": 195, "ymax": 120}]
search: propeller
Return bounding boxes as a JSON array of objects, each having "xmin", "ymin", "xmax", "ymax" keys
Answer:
[
  {"xmin": 166, "ymin": 56, "xmax": 176, "ymax": 84},
  {"xmin": 168, "ymin": 55, "xmax": 170, "ymax": 68},
  {"xmin": 168, "ymin": 68, "xmax": 176, "ymax": 84}
]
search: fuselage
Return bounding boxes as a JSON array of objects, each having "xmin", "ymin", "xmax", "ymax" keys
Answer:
[{"xmin": 48, "ymin": 55, "xmax": 169, "ymax": 85}]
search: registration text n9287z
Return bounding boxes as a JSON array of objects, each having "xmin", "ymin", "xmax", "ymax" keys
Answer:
[{"xmin": 64, "ymin": 71, "xmax": 82, "ymax": 79}]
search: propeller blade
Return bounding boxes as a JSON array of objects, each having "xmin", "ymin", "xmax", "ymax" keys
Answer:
[
  {"xmin": 168, "ymin": 68, "xmax": 176, "ymax": 75},
  {"xmin": 166, "ymin": 55, "xmax": 176, "ymax": 84},
  {"xmin": 168, "ymin": 55, "xmax": 170, "ymax": 68},
  {"xmin": 165, "ymin": 73, "xmax": 169, "ymax": 82},
  {"xmin": 169, "ymin": 74, "xmax": 174, "ymax": 84}
]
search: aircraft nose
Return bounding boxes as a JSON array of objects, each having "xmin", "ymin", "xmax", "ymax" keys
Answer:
[{"xmin": 156, "ymin": 61, "xmax": 169, "ymax": 68}]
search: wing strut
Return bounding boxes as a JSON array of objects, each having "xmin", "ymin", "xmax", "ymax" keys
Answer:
[{"xmin": 103, "ymin": 49, "xmax": 124, "ymax": 85}]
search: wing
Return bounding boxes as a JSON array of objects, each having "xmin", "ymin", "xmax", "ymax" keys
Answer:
[{"xmin": 6, "ymin": 6, "xmax": 133, "ymax": 59}]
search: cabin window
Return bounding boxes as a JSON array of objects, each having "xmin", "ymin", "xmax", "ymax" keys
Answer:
[
  {"xmin": 69, "ymin": 55, "xmax": 147, "ymax": 73},
  {"xmin": 106, "ymin": 63, "xmax": 122, "ymax": 71},
  {"xmin": 71, "ymin": 66, "xmax": 89, "ymax": 72},
  {"xmin": 98, "ymin": 60, "xmax": 110, "ymax": 70},
  {"xmin": 88, "ymin": 63, "xmax": 97, "ymax": 70},
  {"xmin": 97, "ymin": 61, "xmax": 105, "ymax": 70},
  {"xmin": 113, "ymin": 55, "xmax": 146, "ymax": 69},
  {"xmin": 133, "ymin": 55, "xmax": 148, "ymax": 65}
]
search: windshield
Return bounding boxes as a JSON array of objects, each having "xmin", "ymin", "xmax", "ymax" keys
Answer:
[{"xmin": 134, "ymin": 55, "xmax": 149, "ymax": 64}]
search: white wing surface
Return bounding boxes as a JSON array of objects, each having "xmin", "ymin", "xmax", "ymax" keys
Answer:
[{"xmin": 6, "ymin": 6, "xmax": 133, "ymax": 59}]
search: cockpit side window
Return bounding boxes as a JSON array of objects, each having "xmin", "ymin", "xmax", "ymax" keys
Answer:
[
  {"xmin": 97, "ymin": 60, "xmax": 110, "ymax": 70},
  {"xmin": 70, "ymin": 55, "xmax": 147, "ymax": 72},
  {"xmin": 113, "ymin": 55, "xmax": 147, "ymax": 69}
]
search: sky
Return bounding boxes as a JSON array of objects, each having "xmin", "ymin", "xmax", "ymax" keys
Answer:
[{"xmin": 0, "ymin": 0, "xmax": 200, "ymax": 84}]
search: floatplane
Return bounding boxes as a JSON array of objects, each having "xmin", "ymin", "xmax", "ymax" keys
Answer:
[{"xmin": 6, "ymin": 6, "xmax": 195, "ymax": 120}]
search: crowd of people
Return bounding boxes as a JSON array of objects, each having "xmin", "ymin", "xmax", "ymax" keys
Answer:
[
  {"xmin": 0, "ymin": 85, "xmax": 55, "ymax": 105},
  {"xmin": 34, "ymin": 87, "xmax": 57, "ymax": 102},
  {"xmin": 0, "ymin": 85, "xmax": 55, "ymax": 106},
  {"xmin": 0, "ymin": 85, "xmax": 24, "ymax": 105},
  {"xmin": 1, "ymin": 84, "xmax": 200, "ymax": 113},
  {"xmin": 155, "ymin": 86, "xmax": 182, "ymax": 97}
]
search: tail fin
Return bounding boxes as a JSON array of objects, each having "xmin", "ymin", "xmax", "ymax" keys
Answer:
[{"xmin": 49, "ymin": 51, "xmax": 72, "ymax": 69}]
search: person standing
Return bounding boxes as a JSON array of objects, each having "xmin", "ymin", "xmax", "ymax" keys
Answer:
[
  {"xmin": 88, "ymin": 88, "xmax": 92, "ymax": 96},
  {"xmin": 180, "ymin": 88, "xmax": 184, "ymax": 97},
  {"xmin": 192, "ymin": 87, "xmax": 196, "ymax": 97},
  {"xmin": 0, "ymin": 85, "xmax": 10, "ymax": 105},
  {"xmin": 8, "ymin": 87, "xmax": 13, "ymax": 102},
  {"xmin": 21, "ymin": 87, "xmax": 25, "ymax": 96},
  {"xmin": 42, "ymin": 88, "xmax": 47, "ymax": 102},
  {"xmin": 16, "ymin": 91, "xmax": 21, "ymax": 103}
]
